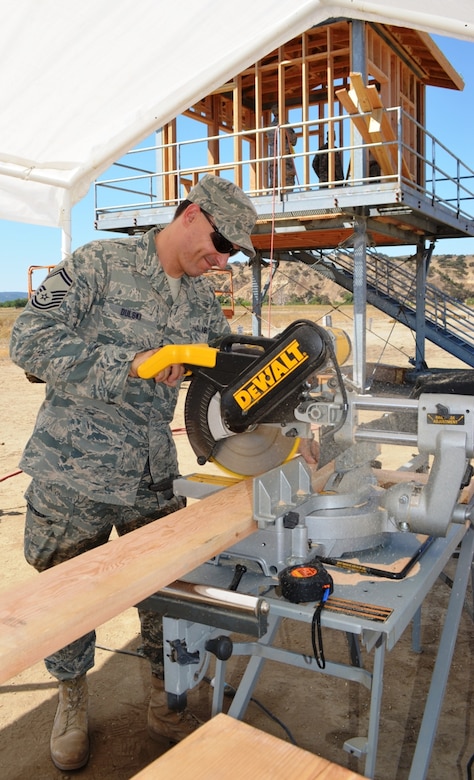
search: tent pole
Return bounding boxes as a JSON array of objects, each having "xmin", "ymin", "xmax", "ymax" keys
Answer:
[{"xmin": 60, "ymin": 192, "xmax": 72, "ymax": 259}]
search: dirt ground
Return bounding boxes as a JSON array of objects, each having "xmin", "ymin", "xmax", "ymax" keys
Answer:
[{"xmin": 0, "ymin": 306, "xmax": 473, "ymax": 780}]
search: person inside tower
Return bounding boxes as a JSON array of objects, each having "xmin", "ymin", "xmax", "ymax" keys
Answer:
[{"xmin": 312, "ymin": 131, "xmax": 344, "ymax": 186}]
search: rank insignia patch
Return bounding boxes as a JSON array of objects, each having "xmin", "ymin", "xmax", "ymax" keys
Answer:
[{"xmin": 31, "ymin": 268, "xmax": 73, "ymax": 310}]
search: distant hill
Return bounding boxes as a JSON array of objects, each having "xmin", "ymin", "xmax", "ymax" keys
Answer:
[
  {"xmin": 1, "ymin": 252, "xmax": 473, "ymax": 306},
  {"xmin": 228, "ymin": 253, "xmax": 474, "ymax": 306},
  {"xmin": 0, "ymin": 292, "xmax": 27, "ymax": 302}
]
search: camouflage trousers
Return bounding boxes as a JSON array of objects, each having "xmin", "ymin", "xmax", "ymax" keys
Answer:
[{"xmin": 24, "ymin": 465, "xmax": 186, "ymax": 681}]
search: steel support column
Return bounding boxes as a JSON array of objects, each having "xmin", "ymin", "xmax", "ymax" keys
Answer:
[
  {"xmin": 414, "ymin": 240, "xmax": 434, "ymax": 372},
  {"xmin": 350, "ymin": 20, "xmax": 367, "ymax": 183},
  {"xmin": 352, "ymin": 215, "xmax": 368, "ymax": 390}
]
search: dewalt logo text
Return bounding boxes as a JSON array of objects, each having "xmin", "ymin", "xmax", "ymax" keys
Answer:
[{"xmin": 233, "ymin": 339, "xmax": 308, "ymax": 411}]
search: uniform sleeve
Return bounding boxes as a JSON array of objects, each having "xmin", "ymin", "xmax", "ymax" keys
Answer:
[{"xmin": 9, "ymin": 245, "xmax": 134, "ymax": 403}]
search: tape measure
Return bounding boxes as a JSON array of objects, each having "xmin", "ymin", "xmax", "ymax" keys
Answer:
[
  {"xmin": 278, "ymin": 561, "xmax": 333, "ymax": 604},
  {"xmin": 278, "ymin": 560, "xmax": 334, "ymax": 669}
]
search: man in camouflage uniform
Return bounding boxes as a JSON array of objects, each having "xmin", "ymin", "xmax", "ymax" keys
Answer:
[
  {"xmin": 312, "ymin": 132, "xmax": 345, "ymax": 186},
  {"xmin": 10, "ymin": 175, "xmax": 257, "ymax": 771}
]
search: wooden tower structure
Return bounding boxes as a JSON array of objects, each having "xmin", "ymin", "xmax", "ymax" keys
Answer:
[{"xmin": 95, "ymin": 19, "xmax": 474, "ymax": 387}]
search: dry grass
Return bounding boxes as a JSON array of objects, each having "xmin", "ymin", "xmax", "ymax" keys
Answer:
[
  {"xmin": 0, "ymin": 303, "xmax": 465, "ymax": 369},
  {"xmin": 0, "ymin": 308, "xmax": 20, "ymax": 357}
]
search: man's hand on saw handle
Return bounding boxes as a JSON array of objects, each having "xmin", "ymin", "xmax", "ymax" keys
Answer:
[
  {"xmin": 130, "ymin": 343, "xmax": 218, "ymax": 385},
  {"xmin": 129, "ymin": 349, "xmax": 185, "ymax": 387}
]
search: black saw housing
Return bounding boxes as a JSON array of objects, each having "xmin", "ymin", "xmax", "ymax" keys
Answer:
[{"xmin": 184, "ymin": 320, "xmax": 334, "ymax": 466}]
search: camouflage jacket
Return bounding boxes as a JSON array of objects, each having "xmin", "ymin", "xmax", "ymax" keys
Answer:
[{"xmin": 10, "ymin": 228, "xmax": 230, "ymax": 505}]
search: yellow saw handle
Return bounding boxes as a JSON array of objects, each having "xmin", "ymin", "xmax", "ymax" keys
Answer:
[{"xmin": 137, "ymin": 343, "xmax": 218, "ymax": 379}]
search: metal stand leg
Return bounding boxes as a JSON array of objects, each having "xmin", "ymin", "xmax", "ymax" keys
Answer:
[
  {"xmin": 408, "ymin": 525, "xmax": 474, "ymax": 780},
  {"xmin": 470, "ymin": 554, "xmax": 474, "ymax": 621},
  {"xmin": 211, "ymin": 653, "xmax": 228, "ymax": 716},
  {"xmin": 227, "ymin": 614, "xmax": 281, "ymax": 719},
  {"xmin": 345, "ymin": 635, "xmax": 386, "ymax": 779},
  {"xmin": 364, "ymin": 636, "xmax": 386, "ymax": 779},
  {"xmin": 411, "ymin": 606, "xmax": 422, "ymax": 653},
  {"xmin": 346, "ymin": 632, "xmax": 363, "ymax": 667}
]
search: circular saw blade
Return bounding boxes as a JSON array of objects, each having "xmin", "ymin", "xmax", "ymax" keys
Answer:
[
  {"xmin": 211, "ymin": 425, "xmax": 299, "ymax": 477},
  {"xmin": 184, "ymin": 377, "xmax": 299, "ymax": 477}
]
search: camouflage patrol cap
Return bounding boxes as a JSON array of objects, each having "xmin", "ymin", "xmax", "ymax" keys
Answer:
[{"xmin": 187, "ymin": 174, "xmax": 257, "ymax": 258}]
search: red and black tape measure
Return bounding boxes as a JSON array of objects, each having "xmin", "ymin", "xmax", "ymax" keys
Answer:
[{"xmin": 278, "ymin": 561, "xmax": 333, "ymax": 604}]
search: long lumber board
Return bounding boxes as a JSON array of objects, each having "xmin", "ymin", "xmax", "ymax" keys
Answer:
[
  {"xmin": 336, "ymin": 86, "xmax": 395, "ymax": 177},
  {"xmin": 2, "ymin": 459, "xmax": 467, "ymax": 685},
  {"xmin": 0, "ymin": 479, "xmax": 255, "ymax": 685},
  {"xmin": 336, "ymin": 72, "xmax": 413, "ymax": 181}
]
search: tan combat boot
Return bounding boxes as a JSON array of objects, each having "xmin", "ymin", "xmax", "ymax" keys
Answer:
[
  {"xmin": 147, "ymin": 675, "xmax": 203, "ymax": 743},
  {"xmin": 50, "ymin": 675, "xmax": 90, "ymax": 770}
]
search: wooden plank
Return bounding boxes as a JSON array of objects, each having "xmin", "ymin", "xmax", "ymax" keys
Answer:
[
  {"xmin": 366, "ymin": 83, "xmax": 413, "ymax": 181},
  {"xmin": 348, "ymin": 72, "xmax": 373, "ymax": 113},
  {"xmin": 0, "ymin": 479, "xmax": 255, "ymax": 685},
  {"xmin": 338, "ymin": 74, "xmax": 415, "ymax": 181},
  {"xmin": 346, "ymin": 74, "xmax": 396, "ymax": 175},
  {"xmin": 365, "ymin": 108, "xmax": 397, "ymax": 177},
  {"xmin": 336, "ymin": 87, "xmax": 370, "ymax": 139},
  {"xmin": 335, "ymin": 87, "xmax": 395, "ymax": 177},
  {"xmin": 130, "ymin": 713, "xmax": 367, "ymax": 779}
]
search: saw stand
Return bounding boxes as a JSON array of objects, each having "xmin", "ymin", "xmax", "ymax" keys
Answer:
[
  {"xmin": 142, "ymin": 521, "xmax": 473, "ymax": 780},
  {"xmin": 141, "ymin": 390, "xmax": 474, "ymax": 778}
]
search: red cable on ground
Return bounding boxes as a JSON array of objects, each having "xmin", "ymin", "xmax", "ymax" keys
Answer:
[{"xmin": 0, "ymin": 469, "xmax": 23, "ymax": 483}]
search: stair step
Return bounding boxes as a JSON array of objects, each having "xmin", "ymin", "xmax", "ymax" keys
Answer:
[{"xmin": 310, "ymin": 247, "xmax": 474, "ymax": 367}]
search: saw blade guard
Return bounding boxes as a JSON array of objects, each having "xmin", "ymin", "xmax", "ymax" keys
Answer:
[{"xmin": 184, "ymin": 320, "xmax": 348, "ymax": 475}]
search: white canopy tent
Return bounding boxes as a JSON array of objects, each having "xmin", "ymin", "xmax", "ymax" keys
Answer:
[{"xmin": 1, "ymin": 0, "xmax": 473, "ymax": 249}]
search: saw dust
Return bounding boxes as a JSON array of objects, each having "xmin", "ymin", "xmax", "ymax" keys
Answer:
[
  {"xmin": 326, "ymin": 534, "xmax": 430, "ymax": 586},
  {"xmin": 329, "ymin": 561, "xmax": 421, "ymax": 587},
  {"xmin": 0, "ymin": 307, "xmax": 473, "ymax": 780}
]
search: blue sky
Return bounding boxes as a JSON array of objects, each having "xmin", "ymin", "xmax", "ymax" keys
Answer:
[{"xmin": 1, "ymin": 33, "xmax": 473, "ymax": 292}]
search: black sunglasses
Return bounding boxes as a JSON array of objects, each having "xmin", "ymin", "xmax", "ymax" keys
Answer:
[{"xmin": 202, "ymin": 211, "xmax": 239, "ymax": 257}]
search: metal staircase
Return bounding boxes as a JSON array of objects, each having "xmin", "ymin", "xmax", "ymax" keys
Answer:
[{"xmin": 303, "ymin": 248, "xmax": 474, "ymax": 367}]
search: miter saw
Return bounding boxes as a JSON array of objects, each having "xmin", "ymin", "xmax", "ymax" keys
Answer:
[
  {"xmin": 138, "ymin": 319, "xmax": 474, "ymax": 559},
  {"xmin": 138, "ymin": 319, "xmax": 351, "ymax": 476}
]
